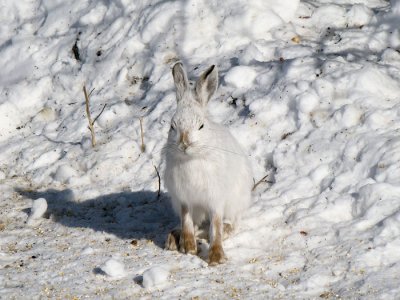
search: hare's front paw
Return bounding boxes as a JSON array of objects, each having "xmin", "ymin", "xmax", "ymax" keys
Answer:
[
  {"xmin": 208, "ymin": 244, "xmax": 227, "ymax": 266},
  {"xmin": 179, "ymin": 231, "xmax": 197, "ymax": 255}
]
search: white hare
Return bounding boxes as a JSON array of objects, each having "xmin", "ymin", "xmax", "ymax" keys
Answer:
[{"xmin": 164, "ymin": 63, "xmax": 252, "ymax": 265}]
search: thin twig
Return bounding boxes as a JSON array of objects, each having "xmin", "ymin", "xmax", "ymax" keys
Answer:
[
  {"xmin": 139, "ymin": 117, "xmax": 146, "ymax": 153},
  {"xmin": 89, "ymin": 88, "xmax": 95, "ymax": 97},
  {"xmin": 92, "ymin": 104, "xmax": 107, "ymax": 125},
  {"xmin": 252, "ymin": 174, "xmax": 272, "ymax": 191},
  {"xmin": 153, "ymin": 165, "xmax": 161, "ymax": 199},
  {"xmin": 83, "ymin": 85, "xmax": 96, "ymax": 147}
]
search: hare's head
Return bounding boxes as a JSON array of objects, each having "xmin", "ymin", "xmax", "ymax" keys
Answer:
[{"xmin": 168, "ymin": 63, "xmax": 218, "ymax": 155}]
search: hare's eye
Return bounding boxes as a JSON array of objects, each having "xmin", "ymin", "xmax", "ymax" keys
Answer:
[{"xmin": 198, "ymin": 124, "xmax": 204, "ymax": 130}]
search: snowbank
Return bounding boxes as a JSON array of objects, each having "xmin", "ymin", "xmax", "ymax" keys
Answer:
[{"xmin": 1, "ymin": 0, "xmax": 400, "ymax": 299}]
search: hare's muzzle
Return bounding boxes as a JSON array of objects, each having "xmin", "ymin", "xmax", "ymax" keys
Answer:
[{"xmin": 179, "ymin": 131, "xmax": 190, "ymax": 151}]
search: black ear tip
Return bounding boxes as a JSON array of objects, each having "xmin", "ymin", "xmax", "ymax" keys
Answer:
[{"xmin": 204, "ymin": 65, "xmax": 216, "ymax": 78}]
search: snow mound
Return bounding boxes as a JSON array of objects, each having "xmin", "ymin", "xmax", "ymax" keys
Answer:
[
  {"xmin": 224, "ymin": 66, "xmax": 258, "ymax": 89},
  {"xmin": 100, "ymin": 258, "xmax": 127, "ymax": 279},
  {"xmin": 26, "ymin": 198, "xmax": 47, "ymax": 226},
  {"xmin": 142, "ymin": 265, "xmax": 170, "ymax": 289},
  {"xmin": 181, "ymin": 0, "xmax": 300, "ymax": 56},
  {"xmin": 81, "ymin": 247, "xmax": 94, "ymax": 255},
  {"xmin": 53, "ymin": 164, "xmax": 79, "ymax": 184},
  {"xmin": 391, "ymin": 0, "xmax": 400, "ymax": 14},
  {"xmin": 2, "ymin": 0, "xmax": 400, "ymax": 298}
]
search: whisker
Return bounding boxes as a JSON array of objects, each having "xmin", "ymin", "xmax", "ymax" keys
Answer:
[
  {"xmin": 192, "ymin": 144, "xmax": 246, "ymax": 157},
  {"xmin": 155, "ymin": 140, "xmax": 246, "ymax": 158},
  {"xmin": 152, "ymin": 143, "xmax": 181, "ymax": 155}
]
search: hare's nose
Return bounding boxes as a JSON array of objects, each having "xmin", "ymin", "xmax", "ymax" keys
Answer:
[{"xmin": 179, "ymin": 131, "xmax": 190, "ymax": 149}]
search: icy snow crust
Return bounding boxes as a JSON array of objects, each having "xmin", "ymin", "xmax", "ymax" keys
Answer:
[{"xmin": 1, "ymin": 0, "xmax": 400, "ymax": 298}]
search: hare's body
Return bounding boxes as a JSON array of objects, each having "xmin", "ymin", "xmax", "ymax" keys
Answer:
[
  {"xmin": 165, "ymin": 121, "xmax": 252, "ymax": 226},
  {"xmin": 164, "ymin": 63, "xmax": 252, "ymax": 265}
]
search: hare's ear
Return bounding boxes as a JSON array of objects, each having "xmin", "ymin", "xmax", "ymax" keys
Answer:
[
  {"xmin": 195, "ymin": 65, "xmax": 218, "ymax": 106},
  {"xmin": 172, "ymin": 62, "xmax": 189, "ymax": 102}
]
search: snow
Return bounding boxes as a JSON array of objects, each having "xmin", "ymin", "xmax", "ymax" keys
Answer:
[
  {"xmin": 99, "ymin": 258, "xmax": 127, "ymax": 279},
  {"xmin": 390, "ymin": 0, "xmax": 400, "ymax": 14},
  {"xmin": 1, "ymin": 0, "xmax": 400, "ymax": 298},
  {"xmin": 224, "ymin": 66, "xmax": 258, "ymax": 89},
  {"xmin": 81, "ymin": 247, "xmax": 95, "ymax": 256},
  {"xmin": 26, "ymin": 198, "xmax": 48, "ymax": 226},
  {"xmin": 142, "ymin": 265, "xmax": 170, "ymax": 289}
]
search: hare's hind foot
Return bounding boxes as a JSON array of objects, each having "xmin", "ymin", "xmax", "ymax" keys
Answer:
[
  {"xmin": 165, "ymin": 228, "xmax": 197, "ymax": 255},
  {"xmin": 165, "ymin": 229, "xmax": 181, "ymax": 251},
  {"xmin": 208, "ymin": 244, "xmax": 227, "ymax": 266}
]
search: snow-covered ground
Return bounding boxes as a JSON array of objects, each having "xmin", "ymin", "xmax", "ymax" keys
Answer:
[{"xmin": 1, "ymin": 0, "xmax": 400, "ymax": 298}]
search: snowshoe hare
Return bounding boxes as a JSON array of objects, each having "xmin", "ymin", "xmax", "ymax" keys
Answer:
[{"xmin": 164, "ymin": 63, "xmax": 252, "ymax": 265}]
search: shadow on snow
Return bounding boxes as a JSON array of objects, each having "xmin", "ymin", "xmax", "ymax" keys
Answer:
[{"xmin": 16, "ymin": 188, "xmax": 178, "ymax": 249}]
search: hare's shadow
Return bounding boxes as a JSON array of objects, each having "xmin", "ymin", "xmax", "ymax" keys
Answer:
[{"xmin": 16, "ymin": 188, "xmax": 178, "ymax": 248}]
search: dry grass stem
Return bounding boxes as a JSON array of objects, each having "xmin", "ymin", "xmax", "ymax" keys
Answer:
[
  {"xmin": 252, "ymin": 174, "xmax": 272, "ymax": 191},
  {"xmin": 92, "ymin": 104, "xmax": 107, "ymax": 125},
  {"xmin": 83, "ymin": 85, "xmax": 96, "ymax": 147},
  {"xmin": 140, "ymin": 117, "xmax": 146, "ymax": 153},
  {"xmin": 153, "ymin": 165, "xmax": 161, "ymax": 199}
]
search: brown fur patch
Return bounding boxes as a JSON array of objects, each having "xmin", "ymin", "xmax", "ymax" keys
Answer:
[
  {"xmin": 180, "ymin": 228, "xmax": 197, "ymax": 254},
  {"xmin": 208, "ymin": 243, "xmax": 227, "ymax": 266},
  {"xmin": 165, "ymin": 229, "xmax": 181, "ymax": 251},
  {"xmin": 180, "ymin": 131, "xmax": 190, "ymax": 149},
  {"xmin": 180, "ymin": 205, "xmax": 197, "ymax": 254},
  {"xmin": 208, "ymin": 214, "xmax": 227, "ymax": 265}
]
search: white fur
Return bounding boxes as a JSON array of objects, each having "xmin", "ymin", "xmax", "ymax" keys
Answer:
[{"xmin": 164, "ymin": 63, "xmax": 252, "ymax": 228}]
